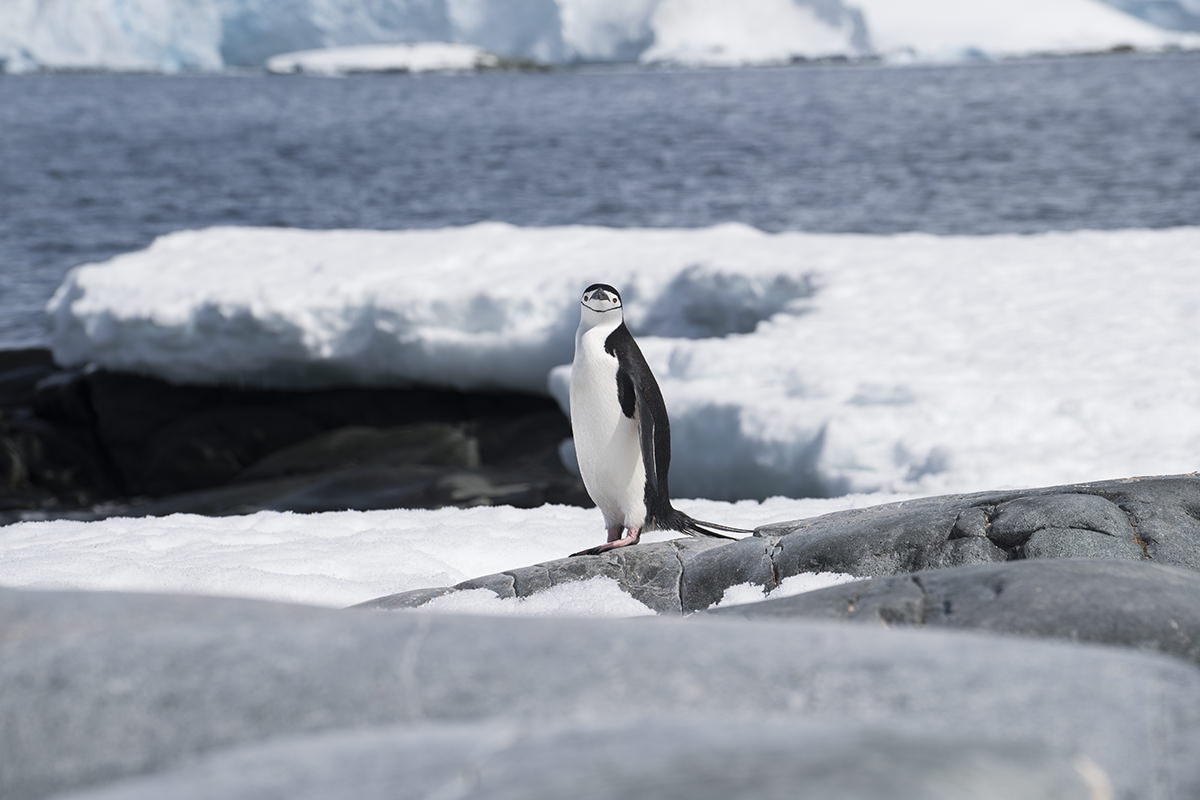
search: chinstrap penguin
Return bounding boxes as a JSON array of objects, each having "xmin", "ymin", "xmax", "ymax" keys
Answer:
[{"xmin": 568, "ymin": 283, "xmax": 750, "ymax": 557}]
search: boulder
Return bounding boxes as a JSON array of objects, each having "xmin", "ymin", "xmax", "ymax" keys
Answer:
[
  {"xmin": 3, "ymin": 587, "xmax": 1198, "ymax": 799},
  {"xmin": 364, "ymin": 475, "xmax": 1200, "ymax": 615},
  {"xmin": 709, "ymin": 558, "xmax": 1200, "ymax": 667},
  {"xmin": 760, "ymin": 480, "xmax": 1172, "ymax": 577},
  {"xmin": 54, "ymin": 720, "xmax": 1106, "ymax": 800}
]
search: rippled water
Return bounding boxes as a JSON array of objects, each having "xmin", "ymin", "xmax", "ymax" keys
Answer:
[{"xmin": 2, "ymin": 52, "xmax": 1198, "ymax": 347}]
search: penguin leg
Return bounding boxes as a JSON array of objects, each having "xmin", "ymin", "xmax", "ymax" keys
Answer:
[
  {"xmin": 606, "ymin": 525, "xmax": 623, "ymax": 542},
  {"xmin": 570, "ymin": 527, "xmax": 641, "ymax": 557}
]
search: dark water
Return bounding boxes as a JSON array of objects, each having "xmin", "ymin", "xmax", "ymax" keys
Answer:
[{"xmin": 2, "ymin": 53, "xmax": 1199, "ymax": 347}]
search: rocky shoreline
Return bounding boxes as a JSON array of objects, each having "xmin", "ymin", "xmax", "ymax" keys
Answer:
[
  {"xmin": 5, "ymin": 474, "xmax": 1200, "ymax": 798},
  {"xmin": 5, "ymin": 346, "xmax": 1200, "ymax": 798},
  {"xmin": 0, "ymin": 348, "xmax": 588, "ymax": 524},
  {"xmin": 363, "ymin": 474, "xmax": 1200, "ymax": 613}
]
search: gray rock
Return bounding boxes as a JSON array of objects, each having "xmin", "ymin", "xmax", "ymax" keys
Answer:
[
  {"xmin": 363, "ymin": 537, "xmax": 729, "ymax": 614},
  {"xmin": 759, "ymin": 475, "xmax": 1200, "ymax": 582},
  {"xmin": 236, "ymin": 423, "xmax": 482, "ymax": 480},
  {"xmin": 709, "ymin": 559, "xmax": 1200, "ymax": 667},
  {"xmin": 2, "ymin": 587, "xmax": 1198, "ymax": 799},
  {"xmin": 988, "ymin": 493, "xmax": 1137, "ymax": 547},
  {"xmin": 1022, "ymin": 527, "xmax": 1144, "ymax": 560},
  {"xmin": 55, "ymin": 719, "xmax": 1108, "ymax": 800},
  {"xmin": 362, "ymin": 475, "xmax": 1200, "ymax": 615}
]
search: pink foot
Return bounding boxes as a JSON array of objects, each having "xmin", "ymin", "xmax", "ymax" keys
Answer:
[{"xmin": 571, "ymin": 527, "xmax": 641, "ymax": 557}]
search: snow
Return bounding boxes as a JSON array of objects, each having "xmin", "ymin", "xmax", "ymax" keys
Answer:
[
  {"xmin": 0, "ymin": 495, "xmax": 879, "ymax": 613},
  {"xmin": 851, "ymin": 0, "xmax": 1187, "ymax": 61},
  {"xmin": 709, "ymin": 571, "xmax": 861, "ymax": 609},
  {"xmin": 556, "ymin": 0, "xmax": 659, "ymax": 61},
  {"xmin": 265, "ymin": 43, "xmax": 501, "ymax": 75},
  {"xmin": 639, "ymin": 0, "xmax": 868, "ymax": 66},
  {"xmin": 48, "ymin": 223, "xmax": 1200, "ymax": 500},
  {"xmin": 1, "ymin": 0, "xmax": 1195, "ymax": 73}
]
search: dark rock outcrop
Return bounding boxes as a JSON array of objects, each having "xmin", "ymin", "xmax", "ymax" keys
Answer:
[
  {"xmin": 4, "ymin": 587, "xmax": 1198, "ymax": 799},
  {"xmin": 0, "ymin": 350, "xmax": 586, "ymax": 521},
  {"xmin": 363, "ymin": 474, "xmax": 1200, "ymax": 615}
]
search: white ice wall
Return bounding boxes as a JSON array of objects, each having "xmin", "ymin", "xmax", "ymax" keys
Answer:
[{"xmin": 1, "ymin": 0, "xmax": 1193, "ymax": 73}]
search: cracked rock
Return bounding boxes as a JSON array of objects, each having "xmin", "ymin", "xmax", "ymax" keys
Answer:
[
  {"xmin": 359, "ymin": 538, "xmax": 727, "ymax": 615},
  {"xmin": 709, "ymin": 559, "xmax": 1200, "ymax": 668},
  {"xmin": 1022, "ymin": 527, "xmax": 1144, "ymax": 560},
  {"xmin": 360, "ymin": 475, "xmax": 1200, "ymax": 616},
  {"xmin": 989, "ymin": 493, "xmax": 1137, "ymax": 548}
]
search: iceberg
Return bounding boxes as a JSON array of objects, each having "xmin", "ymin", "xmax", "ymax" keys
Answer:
[
  {"xmin": 0, "ymin": 0, "xmax": 223, "ymax": 73},
  {"xmin": 46, "ymin": 223, "xmax": 1200, "ymax": 500},
  {"xmin": 1, "ymin": 0, "xmax": 1194, "ymax": 73},
  {"xmin": 0, "ymin": 0, "xmax": 566, "ymax": 73},
  {"xmin": 265, "ymin": 42, "xmax": 502, "ymax": 75}
]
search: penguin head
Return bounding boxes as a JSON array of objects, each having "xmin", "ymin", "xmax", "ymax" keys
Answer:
[{"xmin": 580, "ymin": 283, "xmax": 623, "ymax": 316}]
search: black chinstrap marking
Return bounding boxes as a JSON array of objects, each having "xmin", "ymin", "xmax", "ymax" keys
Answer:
[{"xmin": 581, "ymin": 301, "xmax": 621, "ymax": 313}]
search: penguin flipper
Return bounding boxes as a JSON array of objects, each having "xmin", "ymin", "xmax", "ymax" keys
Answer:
[
  {"xmin": 606, "ymin": 322, "xmax": 671, "ymax": 495},
  {"xmin": 615, "ymin": 357, "xmax": 663, "ymax": 493}
]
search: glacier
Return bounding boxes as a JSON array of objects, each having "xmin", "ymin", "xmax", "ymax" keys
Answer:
[
  {"xmin": 1, "ymin": 0, "xmax": 1196, "ymax": 73},
  {"xmin": 1104, "ymin": 0, "xmax": 1200, "ymax": 31}
]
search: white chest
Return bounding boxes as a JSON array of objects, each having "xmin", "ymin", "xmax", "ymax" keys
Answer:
[{"xmin": 569, "ymin": 326, "xmax": 647, "ymax": 528}]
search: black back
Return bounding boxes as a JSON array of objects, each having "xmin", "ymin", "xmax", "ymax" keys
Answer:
[{"xmin": 604, "ymin": 322, "xmax": 674, "ymax": 525}]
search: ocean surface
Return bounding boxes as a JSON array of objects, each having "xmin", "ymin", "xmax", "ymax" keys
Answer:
[{"xmin": 2, "ymin": 52, "xmax": 1198, "ymax": 348}]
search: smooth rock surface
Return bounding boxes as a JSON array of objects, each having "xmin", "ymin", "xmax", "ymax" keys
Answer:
[
  {"xmin": 4, "ymin": 587, "xmax": 1197, "ymax": 799},
  {"xmin": 709, "ymin": 558, "xmax": 1200, "ymax": 666},
  {"xmin": 365, "ymin": 475, "xmax": 1200, "ymax": 614},
  {"xmin": 55, "ymin": 720, "xmax": 1108, "ymax": 800}
]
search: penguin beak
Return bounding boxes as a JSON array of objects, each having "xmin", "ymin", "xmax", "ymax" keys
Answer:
[{"xmin": 583, "ymin": 293, "xmax": 612, "ymax": 311}]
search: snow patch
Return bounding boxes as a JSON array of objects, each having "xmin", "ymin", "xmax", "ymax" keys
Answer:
[
  {"xmin": 710, "ymin": 571, "xmax": 861, "ymax": 609},
  {"xmin": 414, "ymin": 577, "xmax": 656, "ymax": 616},
  {"xmin": 0, "ymin": 496, "xmax": 850, "ymax": 611}
]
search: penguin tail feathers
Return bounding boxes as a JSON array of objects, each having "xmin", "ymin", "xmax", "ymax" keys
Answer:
[{"xmin": 668, "ymin": 510, "xmax": 753, "ymax": 539}]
